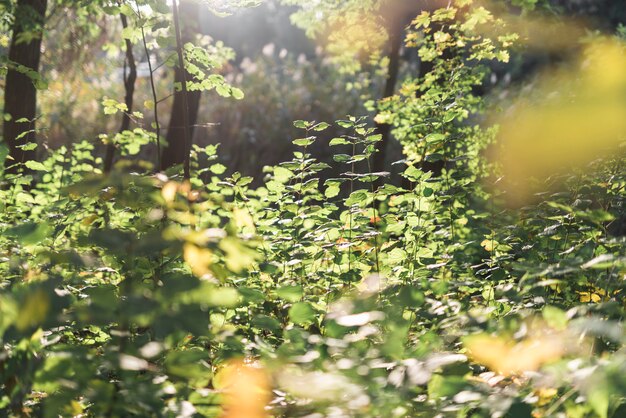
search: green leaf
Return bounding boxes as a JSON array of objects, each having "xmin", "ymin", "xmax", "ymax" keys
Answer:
[
  {"xmin": 332, "ymin": 154, "xmax": 351, "ymax": 163},
  {"xmin": 252, "ymin": 315, "xmax": 281, "ymax": 332},
  {"xmin": 206, "ymin": 287, "xmax": 240, "ymax": 308},
  {"xmin": 588, "ymin": 387, "xmax": 609, "ymax": 418},
  {"xmin": 274, "ymin": 166, "xmax": 294, "ymax": 182},
  {"xmin": 17, "ymin": 142, "xmax": 37, "ymax": 151},
  {"xmin": 7, "ymin": 221, "xmax": 51, "ymax": 245},
  {"xmin": 102, "ymin": 98, "xmax": 127, "ymax": 115},
  {"xmin": 292, "ymin": 137, "xmax": 315, "ymax": 147},
  {"xmin": 219, "ymin": 237, "xmax": 257, "ymax": 273},
  {"xmin": 424, "ymin": 133, "xmax": 445, "ymax": 144},
  {"xmin": 312, "ymin": 122, "xmax": 330, "ymax": 131},
  {"xmin": 542, "ymin": 306, "xmax": 567, "ymax": 330},
  {"xmin": 329, "ymin": 137, "xmax": 350, "ymax": 146},
  {"xmin": 165, "ymin": 349, "xmax": 210, "ymax": 380},
  {"xmin": 336, "ymin": 120, "xmax": 353, "ymax": 128},
  {"xmin": 231, "ymin": 87, "xmax": 244, "ymax": 100},
  {"xmin": 365, "ymin": 134, "xmax": 382, "ymax": 143},
  {"xmin": 404, "ymin": 165, "xmax": 423, "ymax": 180},
  {"xmin": 216, "ymin": 84, "xmax": 231, "ymax": 97},
  {"xmin": 289, "ymin": 302, "xmax": 316, "ymax": 325},
  {"xmin": 0, "ymin": 143, "xmax": 9, "ymax": 166},
  {"xmin": 238, "ymin": 287, "xmax": 265, "ymax": 304},
  {"xmin": 24, "ymin": 160, "xmax": 47, "ymax": 171},
  {"xmin": 506, "ymin": 402, "xmax": 533, "ymax": 418},
  {"xmin": 210, "ymin": 163, "xmax": 227, "ymax": 175},
  {"xmin": 428, "ymin": 375, "xmax": 467, "ymax": 399},
  {"xmin": 121, "ymin": 26, "xmax": 139, "ymax": 41},
  {"xmin": 387, "ymin": 248, "xmax": 407, "ymax": 264},
  {"xmin": 119, "ymin": 4, "xmax": 134, "ymax": 16},
  {"xmin": 276, "ymin": 285, "xmax": 303, "ymax": 303},
  {"xmin": 325, "ymin": 182, "xmax": 341, "ymax": 198},
  {"xmin": 398, "ymin": 286, "xmax": 425, "ymax": 306},
  {"xmin": 345, "ymin": 190, "xmax": 369, "ymax": 206}
]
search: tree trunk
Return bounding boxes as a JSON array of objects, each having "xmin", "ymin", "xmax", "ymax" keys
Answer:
[
  {"xmin": 372, "ymin": 24, "xmax": 402, "ymax": 175},
  {"xmin": 104, "ymin": 12, "xmax": 137, "ymax": 174},
  {"xmin": 373, "ymin": 1, "xmax": 450, "ymax": 182},
  {"xmin": 2, "ymin": 0, "xmax": 47, "ymax": 175},
  {"xmin": 161, "ymin": 0, "xmax": 201, "ymax": 173}
]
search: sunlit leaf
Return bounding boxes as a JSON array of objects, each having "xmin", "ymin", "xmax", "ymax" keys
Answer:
[
  {"xmin": 492, "ymin": 39, "xmax": 626, "ymax": 204},
  {"xmin": 464, "ymin": 331, "xmax": 565, "ymax": 375},
  {"xmin": 216, "ymin": 359, "xmax": 270, "ymax": 418}
]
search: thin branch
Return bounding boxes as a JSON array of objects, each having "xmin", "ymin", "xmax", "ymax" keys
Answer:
[
  {"xmin": 156, "ymin": 92, "xmax": 175, "ymax": 104},
  {"xmin": 151, "ymin": 52, "xmax": 178, "ymax": 73},
  {"xmin": 137, "ymin": 6, "xmax": 162, "ymax": 170}
]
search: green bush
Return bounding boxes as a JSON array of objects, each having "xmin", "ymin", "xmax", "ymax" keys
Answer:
[{"xmin": 1, "ymin": 1, "xmax": 626, "ymax": 417}]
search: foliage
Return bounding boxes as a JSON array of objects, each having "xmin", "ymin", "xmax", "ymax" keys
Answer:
[
  {"xmin": 200, "ymin": 49, "xmax": 367, "ymax": 180},
  {"xmin": 1, "ymin": 0, "xmax": 626, "ymax": 417}
]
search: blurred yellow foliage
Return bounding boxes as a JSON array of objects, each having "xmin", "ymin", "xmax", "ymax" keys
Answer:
[
  {"xmin": 492, "ymin": 38, "xmax": 626, "ymax": 204},
  {"xmin": 464, "ymin": 332, "xmax": 565, "ymax": 375},
  {"xmin": 577, "ymin": 285, "xmax": 618, "ymax": 303},
  {"xmin": 233, "ymin": 206, "xmax": 256, "ymax": 233},
  {"xmin": 161, "ymin": 180, "xmax": 198, "ymax": 203},
  {"xmin": 216, "ymin": 359, "xmax": 270, "ymax": 418},
  {"xmin": 324, "ymin": 11, "xmax": 387, "ymax": 72},
  {"xmin": 161, "ymin": 181, "xmax": 179, "ymax": 203},
  {"xmin": 478, "ymin": 0, "xmax": 585, "ymax": 52},
  {"xmin": 16, "ymin": 289, "xmax": 50, "ymax": 331},
  {"xmin": 183, "ymin": 243, "xmax": 214, "ymax": 278},
  {"xmin": 535, "ymin": 387, "xmax": 558, "ymax": 407}
]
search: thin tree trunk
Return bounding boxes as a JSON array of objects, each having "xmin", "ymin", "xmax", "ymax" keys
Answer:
[
  {"xmin": 161, "ymin": 0, "xmax": 200, "ymax": 176},
  {"xmin": 104, "ymin": 12, "xmax": 137, "ymax": 174},
  {"xmin": 3, "ymin": 0, "xmax": 47, "ymax": 175}
]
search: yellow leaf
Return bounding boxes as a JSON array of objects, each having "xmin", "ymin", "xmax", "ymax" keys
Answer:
[
  {"xmin": 161, "ymin": 181, "xmax": 179, "ymax": 203},
  {"xmin": 464, "ymin": 332, "xmax": 564, "ymax": 375},
  {"xmin": 374, "ymin": 112, "xmax": 392, "ymax": 125},
  {"xmin": 216, "ymin": 359, "xmax": 270, "ymax": 418},
  {"xmin": 65, "ymin": 400, "xmax": 85, "ymax": 416},
  {"xmin": 233, "ymin": 207, "xmax": 255, "ymax": 233},
  {"xmin": 535, "ymin": 387, "xmax": 558, "ymax": 407},
  {"xmin": 16, "ymin": 289, "xmax": 50, "ymax": 331},
  {"xmin": 183, "ymin": 243, "xmax": 214, "ymax": 278},
  {"xmin": 578, "ymin": 292, "xmax": 602, "ymax": 303},
  {"xmin": 82, "ymin": 214, "xmax": 98, "ymax": 226},
  {"xmin": 481, "ymin": 239, "xmax": 495, "ymax": 252}
]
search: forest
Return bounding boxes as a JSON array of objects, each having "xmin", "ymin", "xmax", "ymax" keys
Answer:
[{"xmin": 1, "ymin": 0, "xmax": 626, "ymax": 416}]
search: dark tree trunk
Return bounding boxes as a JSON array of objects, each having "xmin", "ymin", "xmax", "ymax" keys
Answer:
[
  {"xmin": 2, "ymin": 0, "xmax": 47, "ymax": 175},
  {"xmin": 373, "ymin": 0, "xmax": 447, "ymax": 178},
  {"xmin": 161, "ymin": 0, "xmax": 201, "ymax": 173},
  {"xmin": 161, "ymin": 66, "xmax": 201, "ymax": 171},
  {"xmin": 104, "ymin": 12, "xmax": 137, "ymax": 173},
  {"xmin": 372, "ymin": 24, "xmax": 402, "ymax": 175}
]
